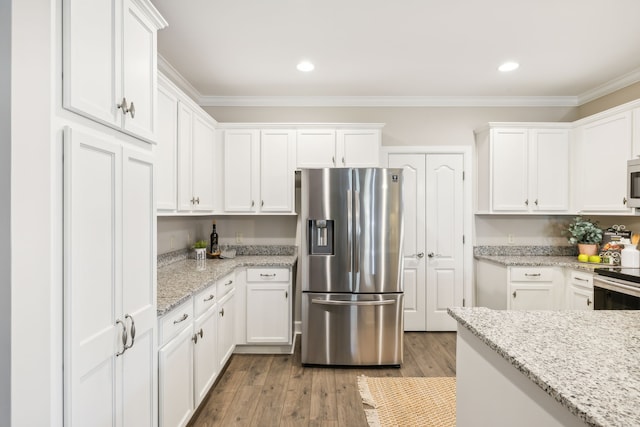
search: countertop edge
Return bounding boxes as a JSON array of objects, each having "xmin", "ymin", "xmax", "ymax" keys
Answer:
[{"xmin": 448, "ymin": 307, "xmax": 599, "ymax": 426}]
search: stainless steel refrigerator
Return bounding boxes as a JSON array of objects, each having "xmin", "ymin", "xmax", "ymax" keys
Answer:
[{"xmin": 301, "ymin": 168, "xmax": 404, "ymax": 366}]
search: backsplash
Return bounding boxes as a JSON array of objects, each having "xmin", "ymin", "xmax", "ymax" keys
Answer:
[
  {"xmin": 474, "ymin": 245, "xmax": 578, "ymax": 256},
  {"xmin": 157, "ymin": 245, "xmax": 298, "ymax": 268}
]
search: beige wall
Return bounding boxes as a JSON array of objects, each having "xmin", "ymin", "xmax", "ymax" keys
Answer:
[
  {"xmin": 578, "ymin": 81, "xmax": 640, "ymax": 118},
  {"xmin": 204, "ymin": 106, "xmax": 578, "ymax": 147}
]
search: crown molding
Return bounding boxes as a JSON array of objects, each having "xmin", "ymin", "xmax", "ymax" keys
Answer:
[
  {"xmin": 198, "ymin": 95, "xmax": 579, "ymax": 108},
  {"xmin": 157, "ymin": 55, "xmax": 202, "ymax": 102},
  {"xmin": 577, "ymin": 67, "xmax": 640, "ymax": 105}
]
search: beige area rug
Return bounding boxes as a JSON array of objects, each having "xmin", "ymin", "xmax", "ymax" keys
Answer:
[{"xmin": 357, "ymin": 376, "xmax": 456, "ymax": 427}]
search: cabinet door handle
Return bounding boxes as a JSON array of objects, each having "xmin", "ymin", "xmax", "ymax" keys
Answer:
[
  {"xmin": 192, "ymin": 333, "xmax": 198, "ymax": 344},
  {"xmin": 332, "ymin": 156, "xmax": 335, "ymax": 165},
  {"xmin": 512, "ymin": 291, "xmax": 517, "ymax": 298},
  {"xmin": 128, "ymin": 101, "xmax": 135, "ymax": 118},
  {"xmin": 251, "ymin": 200, "xmax": 255, "ymax": 207},
  {"xmin": 220, "ymin": 308, "xmax": 225, "ymax": 317},
  {"xmin": 190, "ymin": 197, "xmax": 196, "ymax": 205},
  {"xmin": 261, "ymin": 200, "xmax": 264, "ymax": 207},
  {"xmin": 524, "ymin": 273, "xmax": 541, "ymax": 277},
  {"xmin": 587, "ymin": 298, "xmax": 592, "ymax": 306},
  {"xmin": 524, "ymin": 199, "xmax": 529, "ymax": 206},
  {"xmin": 623, "ymin": 197, "xmax": 628, "ymax": 205},
  {"xmin": 260, "ymin": 273, "xmax": 276, "ymax": 278},
  {"xmin": 195, "ymin": 197, "xmax": 200, "ymax": 204},
  {"xmin": 117, "ymin": 97, "xmax": 129, "ymax": 115},
  {"xmin": 342, "ymin": 157, "xmax": 345, "ymax": 165},
  {"xmin": 204, "ymin": 294, "xmax": 214, "ymax": 302},
  {"xmin": 534, "ymin": 199, "xmax": 538, "ymax": 206},
  {"xmin": 173, "ymin": 313, "xmax": 189, "ymax": 324},
  {"xmin": 124, "ymin": 314, "xmax": 136, "ymax": 351},
  {"xmin": 285, "ymin": 291, "xmax": 288, "ymax": 299},
  {"xmin": 115, "ymin": 319, "xmax": 127, "ymax": 357},
  {"xmin": 575, "ymin": 277, "xmax": 589, "ymax": 282},
  {"xmin": 198, "ymin": 328, "xmax": 203, "ymax": 338},
  {"xmin": 225, "ymin": 280, "xmax": 233, "ymax": 286}
]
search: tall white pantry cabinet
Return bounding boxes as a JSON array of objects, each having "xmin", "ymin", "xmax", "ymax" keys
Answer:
[{"xmin": 62, "ymin": 0, "xmax": 166, "ymax": 425}]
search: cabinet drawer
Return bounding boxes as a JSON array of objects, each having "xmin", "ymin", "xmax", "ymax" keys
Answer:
[
  {"xmin": 217, "ymin": 272, "xmax": 235, "ymax": 298},
  {"xmin": 570, "ymin": 270, "xmax": 593, "ymax": 289},
  {"xmin": 194, "ymin": 282, "xmax": 217, "ymax": 317},
  {"xmin": 247, "ymin": 268, "xmax": 289, "ymax": 282},
  {"xmin": 159, "ymin": 299, "xmax": 194, "ymax": 347},
  {"xmin": 510, "ymin": 267, "xmax": 553, "ymax": 282}
]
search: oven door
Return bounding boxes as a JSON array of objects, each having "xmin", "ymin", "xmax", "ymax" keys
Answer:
[{"xmin": 593, "ymin": 276, "xmax": 640, "ymax": 310}]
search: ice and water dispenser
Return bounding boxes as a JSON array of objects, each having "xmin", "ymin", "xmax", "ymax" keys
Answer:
[{"xmin": 308, "ymin": 219, "xmax": 334, "ymax": 255}]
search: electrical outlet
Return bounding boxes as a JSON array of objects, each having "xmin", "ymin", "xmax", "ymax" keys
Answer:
[
  {"xmin": 236, "ymin": 232, "xmax": 243, "ymax": 243},
  {"xmin": 508, "ymin": 233, "xmax": 514, "ymax": 244}
]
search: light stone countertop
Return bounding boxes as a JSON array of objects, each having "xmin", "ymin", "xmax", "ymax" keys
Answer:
[
  {"xmin": 474, "ymin": 254, "xmax": 615, "ymax": 271},
  {"xmin": 448, "ymin": 307, "xmax": 640, "ymax": 427},
  {"xmin": 157, "ymin": 255, "xmax": 297, "ymax": 317}
]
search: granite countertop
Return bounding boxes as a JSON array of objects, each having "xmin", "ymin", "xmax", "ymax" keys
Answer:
[
  {"xmin": 448, "ymin": 307, "xmax": 640, "ymax": 427},
  {"xmin": 474, "ymin": 254, "xmax": 612, "ymax": 271},
  {"xmin": 157, "ymin": 254, "xmax": 297, "ymax": 317}
]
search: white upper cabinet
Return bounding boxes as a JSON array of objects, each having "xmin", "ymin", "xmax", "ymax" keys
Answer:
[
  {"xmin": 476, "ymin": 125, "xmax": 570, "ymax": 213},
  {"xmin": 573, "ymin": 111, "xmax": 633, "ymax": 213},
  {"xmin": 156, "ymin": 74, "xmax": 218, "ymax": 214},
  {"xmin": 223, "ymin": 129, "xmax": 296, "ymax": 214},
  {"xmin": 156, "ymin": 79, "xmax": 178, "ymax": 210},
  {"xmin": 260, "ymin": 130, "xmax": 295, "ymax": 212},
  {"xmin": 63, "ymin": 0, "xmax": 167, "ymax": 142},
  {"xmin": 296, "ymin": 127, "xmax": 381, "ymax": 168},
  {"xmin": 224, "ymin": 129, "xmax": 259, "ymax": 212}
]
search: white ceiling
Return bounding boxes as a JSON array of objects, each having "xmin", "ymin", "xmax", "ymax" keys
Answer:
[{"xmin": 151, "ymin": 0, "xmax": 640, "ymax": 107}]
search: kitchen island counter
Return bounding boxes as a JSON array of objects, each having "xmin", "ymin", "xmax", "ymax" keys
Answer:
[
  {"xmin": 449, "ymin": 307, "xmax": 640, "ymax": 427},
  {"xmin": 157, "ymin": 254, "xmax": 297, "ymax": 316}
]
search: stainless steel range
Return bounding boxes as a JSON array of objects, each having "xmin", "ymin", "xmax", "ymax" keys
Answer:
[
  {"xmin": 300, "ymin": 168, "xmax": 404, "ymax": 366},
  {"xmin": 593, "ymin": 267, "xmax": 640, "ymax": 309}
]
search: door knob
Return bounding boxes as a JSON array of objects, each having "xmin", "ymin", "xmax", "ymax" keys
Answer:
[{"xmin": 417, "ymin": 252, "xmax": 425, "ymax": 258}]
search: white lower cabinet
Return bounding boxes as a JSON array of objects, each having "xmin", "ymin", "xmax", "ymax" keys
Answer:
[
  {"xmin": 246, "ymin": 268, "xmax": 292, "ymax": 344},
  {"xmin": 566, "ymin": 270, "xmax": 594, "ymax": 310},
  {"xmin": 508, "ymin": 267, "xmax": 558, "ymax": 310},
  {"xmin": 64, "ymin": 127, "xmax": 157, "ymax": 427},
  {"xmin": 158, "ymin": 281, "xmax": 222, "ymax": 427},
  {"xmin": 217, "ymin": 280, "xmax": 236, "ymax": 371}
]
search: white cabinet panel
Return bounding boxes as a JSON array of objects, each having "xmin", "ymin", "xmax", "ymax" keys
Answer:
[
  {"xmin": 156, "ymin": 82, "xmax": 178, "ymax": 210},
  {"xmin": 158, "ymin": 326, "xmax": 194, "ymax": 427},
  {"xmin": 337, "ymin": 129, "xmax": 381, "ymax": 167},
  {"xmin": 246, "ymin": 284, "xmax": 291, "ymax": 344},
  {"xmin": 530, "ymin": 129, "xmax": 569, "ymax": 211},
  {"xmin": 491, "ymin": 128, "xmax": 529, "ymax": 211},
  {"xmin": 574, "ymin": 112, "xmax": 632, "ymax": 213},
  {"xmin": 193, "ymin": 307, "xmax": 218, "ymax": 406},
  {"xmin": 296, "ymin": 129, "xmax": 337, "ymax": 167},
  {"xmin": 191, "ymin": 114, "xmax": 216, "ymax": 210},
  {"xmin": 63, "ymin": 0, "xmax": 166, "ymax": 142},
  {"xmin": 217, "ymin": 288, "xmax": 236, "ymax": 370},
  {"xmin": 260, "ymin": 130, "xmax": 295, "ymax": 212},
  {"xmin": 64, "ymin": 128, "xmax": 157, "ymax": 426},
  {"xmin": 224, "ymin": 130, "xmax": 258, "ymax": 212}
]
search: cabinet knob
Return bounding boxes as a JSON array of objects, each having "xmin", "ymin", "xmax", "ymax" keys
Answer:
[
  {"xmin": 195, "ymin": 197, "xmax": 200, "ymax": 204},
  {"xmin": 192, "ymin": 334, "xmax": 198, "ymax": 344},
  {"xmin": 534, "ymin": 199, "xmax": 538, "ymax": 206},
  {"xmin": 524, "ymin": 199, "xmax": 529, "ymax": 206},
  {"xmin": 285, "ymin": 291, "xmax": 288, "ymax": 299},
  {"xmin": 198, "ymin": 328, "xmax": 203, "ymax": 338},
  {"xmin": 261, "ymin": 200, "xmax": 264, "ymax": 207},
  {"xmin": 342, "ymin": 157, "xmax": 345, "ymax": 165},
  {"xmin": 587, "ymin": 298, "xmax": 592, "ymax": 306},
  {"xmin": 251, "ymin": 200, "xmax": 255, "ymax": 207},
  {"xmin": 512, "ymin": 291, "xmax": 517, "ymax": 298},
  {"xmin": 220, "ymin": 308, "xmax": 225, "ymax": 317},
  {"xmin": 332, "ymin": 156, "xmax": 335, "ymax": 165},
  {"xmin": 623, "ymin": 197, "xmax": 628, "ymax": 205},
  {"xmin": 117, "ymin": 97, "xmax": 129, "ymax": 115},
  {"xmin": 128, "ymin": 101, "xmax": 135, "ymax": 118}
]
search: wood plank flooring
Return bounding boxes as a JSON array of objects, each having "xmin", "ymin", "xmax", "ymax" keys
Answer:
[{"xmin": 188, "ymin": 332, "xmax": 456, "ymax": 427}]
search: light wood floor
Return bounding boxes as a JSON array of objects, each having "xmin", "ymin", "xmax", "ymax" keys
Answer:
[{"xmin": 188, "ymin": 332, "xmax": 456, "ymax": 427}]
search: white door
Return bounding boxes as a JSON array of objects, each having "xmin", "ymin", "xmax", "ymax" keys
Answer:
[
  {"xmin": 193, "ymin": 306, "xmax": 218, "ymax": 406},
  {"xmin": 224, "ymin": 130, "xmax": 258, "ymax": 212},
  {"xmin": 121, "ymin": 148, "xmax": 157, "ymax": 426},
  {"xmin": 530, "ymin": 129, "xmax": 569, "ymax": 211},
  {"xmin": 217, "ymin": 290, "xmax": 236, "ymax": 370},
  {"xmin": 121, "ymin": 0, "xmax": 157, "ymax": 141},
  {"xmin": 387, "ymin": 154, "xmax": 426, "ymax": 331},
  {"xmin": 425, "ymin": 154, "xmax": 464, "ymax": 331},
  {"xmin": 155, "ymin": 83, "xmax": 178, "ymax": 210},
  {"xmin": 260, "ymin": 130, "xmax": 294, "ymax": 212},
  {"xmin": 191, "ymin": 114, "xmax": 215, "ymax": 210},
  {"xmin": 63, "ymin": 0, "xmax": 120, "ymax": 128},
  {"xmin": 246, "ymin": 284, "xmax": 291, "ymax": 343},
  {"xmin": 64, "ymin": 128, "xmax": 122, "ymax": 426},
  {"xmin": 177, "ymin": 103, "xmax": 194, "ymax": 211}
]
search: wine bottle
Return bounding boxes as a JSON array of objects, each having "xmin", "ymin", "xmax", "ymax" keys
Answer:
[{"xmin": 210, "ymin": 220, "xmax": 219, "ymax": 253}]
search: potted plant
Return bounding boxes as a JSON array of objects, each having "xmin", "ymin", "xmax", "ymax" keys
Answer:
[{"xmin": 564, "ymin": 216, "xmax": 603, "ymax": 256}]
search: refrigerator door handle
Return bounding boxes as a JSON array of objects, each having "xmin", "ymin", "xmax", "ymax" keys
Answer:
[
  {"xmin": 347, "ymin": 189, "xmax": 352, "ymax": 273},
  {"xmin": 354, "ymin": 190, "xmax": 360, "ymax": 273},
  {"xmin": 311, "ymin": 299, "xmax": 396, "ymax": 306}
]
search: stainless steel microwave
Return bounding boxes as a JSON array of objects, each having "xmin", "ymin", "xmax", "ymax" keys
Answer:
[{"xmin": 628, "ymin": 159, "xmax": 640, "ymax": 208}]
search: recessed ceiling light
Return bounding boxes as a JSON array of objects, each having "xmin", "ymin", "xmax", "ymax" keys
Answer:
[
  {"xmin": 498, "ymin": 61, "xmax": 519, "ymax": 72},
  {"xmin": 297, "ymin": 61, "xmax": 315, "ymax": 72}
]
